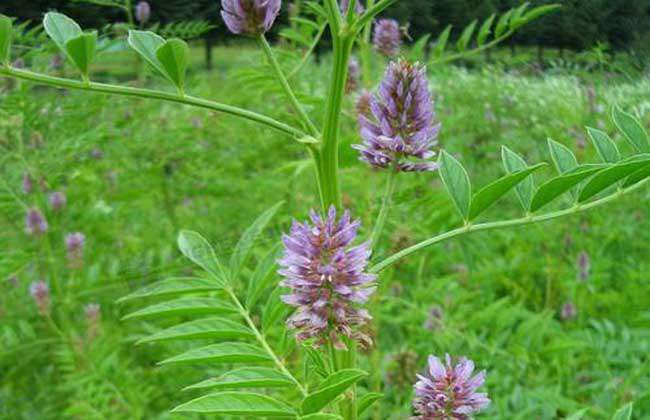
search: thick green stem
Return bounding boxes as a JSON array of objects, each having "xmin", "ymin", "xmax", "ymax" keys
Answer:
[
  {"xmin": 370, "ymin": 169, "xmax": 397, "ymax": 249},
  {"xmin": 370, "ymin": 180, "xmax": 649, "ymax": 273},
  {"xmin": 0, "ymin": 67, "xmax": 305, "ymax": 139},
  {"xmin": 258, "ymin": 35, "xmax": 320, "ymax": 137}
]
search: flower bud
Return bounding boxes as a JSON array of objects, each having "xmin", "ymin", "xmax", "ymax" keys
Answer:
[
  {"xmin": 561, "ymin": 302, "xmax": 577, "ymax": 320},
  {"xmin": 135, "ymin": 1, "xmax": 151, "ymax": 24},
  {"xmin": 30, "ymin": 281, "xmax": 50, "ymax": 315},
  {"xmin": 221, "ymin": 0, "xmax": 282, "ymax": 36},
  {"xmin": 48, "ymin": 191, "xmax": 67, "ymax": 212},
  {"xmin": 373, "ymin": 19, "xmax": 401, "ymax": 57},
  {"xmin": 25, "ymin": 208, "xmax": 48, "ymax": 236}
]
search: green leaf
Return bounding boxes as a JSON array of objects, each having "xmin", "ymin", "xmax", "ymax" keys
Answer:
[
  {"xmin": 137, "ymin": 317, "xmax": 253, "ymax": 344},
  {"xmin": 300, "ymin": 415, "xmax": 343, "ymax": 420},
  {"xmin": 357, "ymin": 392, "xmax": 383, "ymax": 417},
  {"xmin": 408, "ymin": 33, "xmax": 431, "ymax": 61},
  {"xmin": 587, "ymin": 127, "xmax": 620, "ymax": 163},
  {"xmin": 468, "ymin": 163, "xmax": 547, "ymax": 220},
  {"xmin": 566, "ymin": 408, "xmax": 589, "ymax": 420},
  {"xmin": 172, "ymin": 392, "xmax": 295, "ymax": 416},
  {"xmin": 439, "ymin": 150, "xmax": 472, "ymax": 220},
  {"xmin": 178, "ymin": 230, "xmax": 227, "ymax": 285},
  {"xmin": 159, "ymin": 342, "xmax": 272, "ymax": 365},
  {"xmin": 262, "ymin": 286, "xmax": 289, "ymax": 332},
  {"xmin": 246, "ymin": 245, "xmax": 280, "ymax": 308},
  {"xmin": 43, "ymin": 12, "xmax": 82, "ymax": 53},
  {"xmin": 521, "ymin": 4, "xmax": 561, "ymax": 24},
  {"xmin": 612, "ymin": 105, "xmax": 650, "ymax": 152},
  {"xmin": 127, "ymin": 30, "xmax": 167, "ymax": 78},
  {"xmin": 121, "ymin": 297, "xmax": 236, "ymax": 321},
  {"xmin": 65, "ymin": 31, "xmax": 97, "ymax": 77},
  {"xmin": 155, "ymin": 38, "xmax": 189, "ymax": 90},
  {"xmin": 184, "ymin": 367, "xmax": 294, "ymax": 391},
  {"xmin": 611, "ymin": 403, "xmax": 633, "ymax": 420},
  {"xmin": 501, "ymin": 146, "xmax": 535, "ymax": 210},
  {"xmin": 623, "ymin": 164, "xmax": 650, "ymax": 188},
  {"xmin": 301, "ymin": 369, "xmax": 368, "ymax": 415},
  {"xmin": 548, "ymin": 138, "xmax": 578, "ymax": 173},
  {"xmin": 578, "ymin": 157, "xmax": 650, "ymax": 202},
  {"xmin": 433, "ymin": 25, "xmax": 452, "ymax": 58},
  {"xmin": 0, "ymin": 14, "xmax": 12, "ymax": 65},
  {"xmin": 230, "ymin": 202, "xmax": 283, "ymax": 277},
  {"xmin": 530, "ymin": 165, "xmax": 605, "ymax": 212},
  {"xmin": 456, "ymin": 20, "xmax": 477, "ymax": 52},
  {"xmin": 117, "ymin": 277, "xmax": 222, "ymax": 303},
  {"xmin": 477, "ymin": 14, "xmax": 495, "ymax": 46},
  {"xmin": 495, "ymin": 9, "xmax": 513, "ymax": 38}
]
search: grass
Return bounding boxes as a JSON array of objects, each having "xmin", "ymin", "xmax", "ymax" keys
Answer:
[{"xmin": 1, "ymin": 45, "xmax": 649, "ymax": 419}]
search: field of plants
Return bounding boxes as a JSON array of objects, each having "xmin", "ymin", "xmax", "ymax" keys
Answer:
[{"xmin": 1, "ymin": 1, "xmax": 650, "ymax": 419}]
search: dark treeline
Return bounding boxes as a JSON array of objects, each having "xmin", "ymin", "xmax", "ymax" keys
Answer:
[{"xmin": 2, "ymin": 0, "xmax": 650, "ymax": 52}]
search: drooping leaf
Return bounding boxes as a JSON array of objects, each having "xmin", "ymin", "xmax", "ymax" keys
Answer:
[
  {"xmin": 578, "ymin": 156, "xmax": 650, "ymax": 202},
  {"xmin": 432, "ymin": 25, "xmax": 451, "ymax": 58},
  {"xmin": 439, "ymin": 150, "xmax": 472, "ymax": 220},
  {"xmin": 184, "ymin": 367, "xmax": 294, "ymax": 391},
  {"xmin": 357, "ymin": 392, "xmax": 384, "ymax": 417},
  {"xmin": 159, "ymin": 342, "xmax": 272, "ymax": 365},
  {"xmin": 155, "ymin": 38, "xmax": 189, "ymax": 90},
  {"xmin": 548, "ymin": 138, "xmax": 578, "ymax": 173},
  {"xmin": 121, "ymin": 298, "xmax": 236, "ymax": 321},
  {"xmin": 117, "ymin": 277, "xmax": 222, "ymax": 303},
  {"xmin": 0, "ymin": 15, "xmax": 12, "ymax": 65},
  {"xmin": 246, "ymin": 245, "xmax": 281, "ymax": 308},
  {"xmin": 127, "ymin": 30, "xmax": 167, "ymax": 78},
  {"xmin": 301, "ymin": 369, "xmax": 368, "ymax": 414},
  {"xmin": 612, "ymin": 105, "xmax": 650, "ymax": 153},
  {"xmin": 501, "ymin": 146, "xmax": 535, "ymax": 210},
  {"xmin": 137, "ymin": 317, "xmax": 253, "ymax": 344},
  {"xmin": 172, "ymin": 392, "xmax": 295, "ymax": 416},
  {"xmin": 530, "ymin": 165, "xmax": 605, "ymax": 212},
  {"xmin": 468, "ymin": 163, "xmax": 547, "ymax": 220},
  {"xmin": 477, "ymin": 14, "xmax": 495, "ymax": 46},
  {"xmin": 43, "ymin": 12, "xmax": 82, "ymax": 52},
  {"xmin": 456, "ymin": 20, "xmax": 477, "ymax": 52},
  {"xmin": 230, "ymin": 201, "xmax": 283, "ymax": 277},
  {"xmin": 587, "ymin": 127, "xmax": 620, "ymax": 163},
  {"xmin": 178, "ymin": 230, "xmax": 227, "ymax": 285},
  {"xmin": 611, "ymin": 403, "xmax": 633, "ymax": 420}
]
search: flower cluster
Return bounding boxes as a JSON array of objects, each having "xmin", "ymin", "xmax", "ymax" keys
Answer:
[
  {"xmin": 221, "ymin": 0, "xmax": 282, "ymax": 36},
  {"xmin": 373, "ymin": 19, "xmax": 401, "ymax": 57},
  {"xmin": 354, "ymin": 60, "xmax": 440, "ymax": 172},
  {"xmin": 278, "ymin": 206, "xmax": 376, "ymax": 349},
  {"xmin": 413, "ymin": 354, "xmax": 490, "ymax": 419},
  {"xmin": 25, "ymin": 208, "xmax": 48, "ymax": 236}
]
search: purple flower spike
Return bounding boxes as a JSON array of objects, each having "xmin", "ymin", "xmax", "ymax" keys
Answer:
[
  {"xmin": 354, "ymin": 60, "xmax": 440, "ymax": 172},
  {"xmin": 414, "ymin": 354, "xmax": 490, "ymax": 419},
  {"xmin": 135, "ymin": 1, "xmax": 151, "ymax": 24},
  {"xmin": 373, "ymin": 19, "xmax": 401, "ymax": 57},
  {"xmin": 30, "ymin": 281, "xmax": 50, "ymax": 315},
  {"xmin": 346, "ymin": 56, "xmax": 361, "ymax": 94},
  {"xmin": 25, "ymin": 208, "xmax": 48, "ymax": 236},
  {"xmin": 65, "ymin": 232, "xmax": 86, "ymax": 267},
  {"xmin": 221, "ymin": 0, "xmax": 282, "ymax": 36},
  {"xmin": 340, "ymin": 0, "xmax": 364, "ymax": 15},
  {"xmin": 278, "ymin": 206, "xmax": 376, "ymax": 349},
  {"xmin": 49, "ymin": 191, "xmax": 67, "ymax": 211},
  {"xmin": 577, "ymin": 251, "xmax": 590, "ymax": 282},
  {"xmin": 22, "ymin": 172, "xmax": 33, "ymax": 194},
  {"xmin": 561, "ymin": 302, "xmax": 577, "ymax": 321}
]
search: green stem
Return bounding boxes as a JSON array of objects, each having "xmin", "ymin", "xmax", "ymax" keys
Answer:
[
  {"xmin": 370, "ymin": 180, "xmax": 649, "ymax": 273},
  {"xmin": 370, "ymin": 169, "xmax": 397, "ymax": 249},
  {"xmin": 0, "ymin": 67, "xmax": 305, "ymax": 139},
  {"xmin": 258, "ymin": 35, "xmax": 320, "ymax": 137},
  {"xmin": 224, "ymin": 288, "xmax": 308, "ymax": 397}
]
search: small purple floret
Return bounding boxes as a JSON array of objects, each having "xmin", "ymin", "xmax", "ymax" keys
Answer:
[
  {"xmin": 30, "ymin": 281, "xmax": 50, "ymax": 315},
  {"xmin": 135, "ymin": 1, "xmax": 151, "ymax": 24},
  {"xmin": 373, "ymin": 19, "xmax": 401, "ymax": 57},
  {"xmin": 413, "ymin": 354, "xmax": 490, "ymax": 419},
  {"xmin": 22, "ymin": 172, "xmax": 33, "ymax": 194},
  {"xmin": 221, "ymin": 0, "xmax": 282, "ymax": 36},
  {"xmin": 49, "ymin": 191, "xmax": 67, "ymax": 211},
  {"xmin": 278, "ymin": 206, "xmax": 376, "ymax": 349},
  {"xmin": 354, "ymin": 60, "xmax": 440, "ymax": 172},
  {"xmin": 25, "ymin": 208, "xmax": 48, "ymax": 236},
  {"xmin": 340, "ymin": 0, "xmax": 364, "ymax": 14}
]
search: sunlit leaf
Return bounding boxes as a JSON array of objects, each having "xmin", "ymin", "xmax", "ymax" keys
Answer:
[
  {"xmin": 172, "ymin": 392, "xmax": 295, "ymax": 416},
  {"xmin": 184, "ymin": 367, "xmax": 294, "ymax": 391},
  {"xmin": 155, "ymin": 38, "xmax": 189, "ymax": 90},
  {"xmin": 178, "ymin": 230, "xmax": 227, "ymax": 285},
  {"xmin": 159, "ymin": 342, "xmax": 271, "ymax": 365},
  {"xmin": 121, "ymin": 298, "xmax": 236, "ymax": 321},
  {"xmin": 117, "ymin": 277, "xmax": 222, "ymax": 303},
  {"xmin": 566, "ymin": 408, "xmax": 589, "ymax": 420},
  {"xmin": 501, "ymin": 146, "xmax": 535, "ymax": 210},
  {"xmin": 357, "ymin": 392, "xmax": 383, "ymax": 417},
  {"xmin": 530, "ymin": 165, "xmax": 605, "ymax": 212},
  {"xmin": 611, "ymin": 403, "xmax": 633, "ymax": 420},
  {"xmin": 137, "ymin": 317, "xmax": 253, "ymax": 344},
  {"xmin": 301, "ymin": 369, "xmax": 367, "ymax": 414},
  {"xmin": 43, "ymin": 12, "xmax": 82, "ymax": 52},
  {"xmin": 548, "ymin": 138, "xmax": 578, "ymax": 173},
  {"xmin": 612, "ymin": 105, "xmax": 650, "ymax": 153},
  {"xmin": 65, "ymin": 31, "xmax": 97, "ymax": 77},
  {"xmin": 127, "ymin": 30, "xmax": 167, "ymax": 78},
  {"xmin": 300, "ymin": 414, "xmax": 343, "ymax": 420},
  {"xmin": 587, "ymin": 127, "xmax": 620, "ymax": 163},
  {"xmin": 456, "ymin": 20, "xmax": 477, "ymax": 52},
  {"xmin": 578, "ymin": 156, "xmax": 650, "ymax": 202},
  {"xmin": 495, "ymin": 9, "xmax": 513, "ymax": 38},
  {"xmin": 439, "ymin": 150, "xmax": 472, "ymax": 220},
  {"xmin": 477, "ymin": 14, "xmax": 495, "ymax": 46}
]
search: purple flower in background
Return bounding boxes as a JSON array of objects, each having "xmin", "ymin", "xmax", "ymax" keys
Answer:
[
  {"xmin": 25, "ymin": 208, "xmax": 48, "ymax": 236},
  {"xmin": 340, "ymin": 0, "xmax": 364, "ymax": 14},
  {"xmin": 354, "ymin": 60, "xmax": 440, "ymax": 172},
  {"xmin": 278, "ymin": 206, "xmax": 376, "ymax": 349},
  {"xmin": 65, "ymin": 232, "xmax": 86, "ymax": 267},
  {"xmin": 84, "ymin": 303, "xmax": 101, "ymax": 340},
  {"xmin": 221, "ymin": 0, "xmax": 282, "ymax": 36},
  {"xmin": 49, "ymin": 191, "xmax": 67, "ymax": 211},
  {"xmin": 346, "ymin": 56, "xmax": 361, "ymax": 94},
  {"xmin": 135, "ymin": 1, "xmax": 151, "ymax": 24},
  {"xmin": 561, "ymin": 302, "xmax": 577, "ymax": 321},
  {"xmin": 30, "ymin": 281, "xmax": 50, "ymax": 315},
  {"xmin": 12, "ymin": 58, "xmax": 25, "ymax": 69},
  {"xmin": 577, "ymin": 251, "xmax": 590, "ymax": 282},
  {"xmin": 22, "ymin": 172, "xmax": 33, "ymax": 194},
  {"xmin": 373, "ymin": 19, "xmax": 401, "ymax": 57},
  {"xmin": 413, "ymin": 354, "xmax": 490, "ymax": 419},
  {"xmin": 356, "ymin": 90, "xmax": 372, "ymax": 118}
]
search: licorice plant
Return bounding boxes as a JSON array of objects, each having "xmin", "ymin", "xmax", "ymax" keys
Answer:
[{"xmin": 1, "ymin": 1, "xmax": 649, "ymax": 418}]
